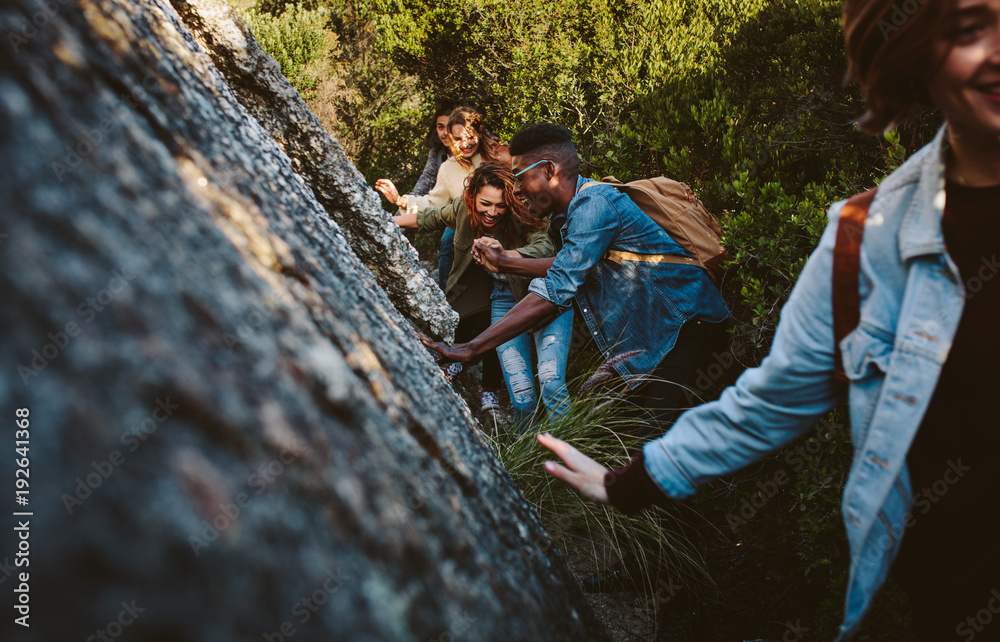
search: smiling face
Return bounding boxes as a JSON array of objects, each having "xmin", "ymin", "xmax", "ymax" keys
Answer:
[
  {"xmin": 435, "ymin": 115, "xmax": 450, "ymax": 148},
  {"xmin": 511, "ymin": 156, "xmax": 556, "ymax": 216},
  {"xmin": 450, "ymin": 124, "xmax": 480, "ymax": 159},
  {"xmin": 473, "ymin": 185, "xmax": 507, "ymax": 229},
  {"xmin": 928, "ymin": 0, "xmax": 1000, "ymax": 139}
]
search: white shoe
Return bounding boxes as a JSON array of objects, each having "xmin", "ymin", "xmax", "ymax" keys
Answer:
[
  {"xmin": 480, "ymin": 390, "xmax": 500, "ymax": 412},
  {"xmin": 442, "ymin": 362, "xmax": 463, "ymax": 383}
]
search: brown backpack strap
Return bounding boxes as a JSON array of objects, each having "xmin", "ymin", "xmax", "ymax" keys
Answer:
[{"xmin": 832, "ymin": 188, "xmax": 877, "ymax": 385}]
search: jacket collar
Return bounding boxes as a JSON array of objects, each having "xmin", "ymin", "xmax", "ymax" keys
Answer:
[{"xmin": 883, "ymin": 125, "xmax": 950, "ymax": 261}]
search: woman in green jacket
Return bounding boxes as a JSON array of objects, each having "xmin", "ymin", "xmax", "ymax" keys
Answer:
[{"xmin": 395, "ymin": 162, "xmax": 571, "ymax": 429}]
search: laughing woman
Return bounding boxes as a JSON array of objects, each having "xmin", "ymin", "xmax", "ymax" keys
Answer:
[
  {"xmin": 376, "ymin": 106, "xmax": 501, "ymax": 216},
  {"xmin": 395, "ymin": 162, "xmax": 572, "ymax": 429}
]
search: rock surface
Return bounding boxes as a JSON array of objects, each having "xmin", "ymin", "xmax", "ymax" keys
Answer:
[
  {"xmin": 0, "ymin": 0, "xmax": 604, "ymax": 640},
  {"xmin": 171, "ymin": 0, "xmax": 457, "ymax": 342}
]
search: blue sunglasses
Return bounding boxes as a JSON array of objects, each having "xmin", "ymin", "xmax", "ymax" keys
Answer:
[{"xmin": 513, "ymin": 159, "xmax": 552, "ymax": 182}]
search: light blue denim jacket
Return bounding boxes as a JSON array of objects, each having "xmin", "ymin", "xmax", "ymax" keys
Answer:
[
  {"xmin": 528, "ymin": 176, "xmax": 729, "ymax": 386},
  {"xmin": 642, "ymin": 127, "xmax": 971, "ymax": 639}
]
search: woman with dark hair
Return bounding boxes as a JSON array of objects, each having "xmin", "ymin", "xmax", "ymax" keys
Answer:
[
  {"xmin": 376, "ymin": 106, "xmax": 503, "ymax": 293},
  {"xmin": 395, "ymin": 162, "xmax": 570, "ymax": 429},
  {"xmin": 537, "ymin": 0, "xmax": 1000, "ymax": 639},
  {"xmin": 411, "ymin": 101, "xmax": 460, "ymax": 199},
  {"xmin": 412, "ymin": 101, "xmax": 460, "ymax": 290}
]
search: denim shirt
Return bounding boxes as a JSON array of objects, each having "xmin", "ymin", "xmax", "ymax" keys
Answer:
[
  {"xmin": 528, "ymin": 176, "xmax": 729, "ymax": 386},
  {"xmin": 642, "ymin": 127, "xmax": 969, "ymax": 639}
]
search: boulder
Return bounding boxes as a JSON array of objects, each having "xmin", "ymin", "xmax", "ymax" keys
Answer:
[{"xmin": 0, "ymin": 0, "xmax": 606, "ymax": 639}]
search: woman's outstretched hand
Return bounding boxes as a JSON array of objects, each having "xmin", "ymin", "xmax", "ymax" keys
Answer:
[
  {"xmin": 374, "ymin": 179, "xmax": 400, "ymax": 206},
  {"xmin": 416, "ymin": 331, "xmax": 475, "ymax": 363},
  {"xmin": 537, "ymin": 433, "xmax": 611, "ymax": 504}
]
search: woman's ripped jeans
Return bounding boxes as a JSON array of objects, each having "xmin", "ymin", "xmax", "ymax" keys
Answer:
[{"xmin": 491, "ymin": 283, "xmax": 573, "ymax": 431}]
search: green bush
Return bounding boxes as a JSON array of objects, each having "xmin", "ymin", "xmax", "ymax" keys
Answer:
[{"xmin": 238, "ymin": 3, "xmax": 334, "ymax": 96}]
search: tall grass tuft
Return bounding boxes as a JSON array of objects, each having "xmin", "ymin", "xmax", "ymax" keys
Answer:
[{"xmin": 489, "ymin": 374, "xmax": 715, "ymax": 609}]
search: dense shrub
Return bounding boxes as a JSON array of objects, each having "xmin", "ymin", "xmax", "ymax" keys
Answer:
[{"xmin": 238, "ymin": 3, "xmax": 335, "ymax": 95}]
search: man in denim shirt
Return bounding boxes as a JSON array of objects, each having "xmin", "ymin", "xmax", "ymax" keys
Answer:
[{"xmin": 421, "ymin": 123, "xmax": 729, "ymax": 419}]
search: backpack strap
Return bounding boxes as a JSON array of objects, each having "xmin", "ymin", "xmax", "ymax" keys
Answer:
[
  {"xmin": 832, "ymin": 188, "xmax": 877, "ymax": 385},
  {"xmin": 580, "ymin": 180, "xmax": 699, "ymax": 268}
]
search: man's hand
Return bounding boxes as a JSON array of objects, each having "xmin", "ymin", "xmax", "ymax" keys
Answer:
[
  {"xmin": 537, "ymin": 433, "xmax": 610, "ymax": 504},
  {"xmin": 416, "ymin": 331, "xmax": 475, "ymax": 363},
  {"xmin": 473, "ymin": 238, "xmax": 506, "ymax": 273}
]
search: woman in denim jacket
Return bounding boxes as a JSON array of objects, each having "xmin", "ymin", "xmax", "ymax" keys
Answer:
[{"xmin": 538, "ymin": 0, "xmax": 1000, "ymax": 639}]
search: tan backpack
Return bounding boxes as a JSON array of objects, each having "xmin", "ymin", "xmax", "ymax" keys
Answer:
[{"xmin": 580, "ymin": 176, "xmax": 729, "ymax": 286}]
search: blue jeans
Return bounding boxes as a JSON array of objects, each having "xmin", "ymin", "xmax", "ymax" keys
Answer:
[
  {"xmin": 491, "ymin": 283, "xmax": 573, "ymax": 430},
  {"xmin": 437, "ymin": 227, "xmax": 455, "ymax": 291}
]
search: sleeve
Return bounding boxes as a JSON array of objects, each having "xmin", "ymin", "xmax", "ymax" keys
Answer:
[
  {"xmin": 642, "ymin": 207, "xmax": 847, "ymax": 499},
  {"xmin": 514, "ymin": 228, "xmax": 555, "ymax": 259},
  {"xmin": 416, "ymin": 196, "xmax": 463, "ymax": 231},
  {"xmin": 531, "ymin": 189, "xmax": 621, "ymax": 312},
  {"xmin": 401, "ymin": 160, "xmax": 460, "ymax": 215},
  {"xmin": 411, "ymin": 149, "xmax": 442, "ymax": 197}
]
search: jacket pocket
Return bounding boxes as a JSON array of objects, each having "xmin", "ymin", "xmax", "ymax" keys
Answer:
[
  {"xmin": 453, "ymin": 234, "xmax": 472, "ymax": 252},
  {"xmin": 840, "ymin": 324, "xmax": 893, "ymax": 382}
]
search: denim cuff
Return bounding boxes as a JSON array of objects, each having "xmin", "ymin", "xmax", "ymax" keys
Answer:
[
  {"xmin": 641, "ymin": 439, "xmax": 698, "ymax": 499},
  {"xmin": 528, "ymin": 277, "xmax": 572, "ymax": 313}
]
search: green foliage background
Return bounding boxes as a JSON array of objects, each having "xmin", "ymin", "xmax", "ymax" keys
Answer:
[{"xmin": 233, "ymin": 0, "xmax": 940, "ymax": 637}]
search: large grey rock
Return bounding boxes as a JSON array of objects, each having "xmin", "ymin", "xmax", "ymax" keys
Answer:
[
  {"xmin": 171, "ymin": 0, "xmax": 457, "ymax": 342},
  {"xmin": 0, "ymin": 0, "xmax": 605, "ymax": 640}
]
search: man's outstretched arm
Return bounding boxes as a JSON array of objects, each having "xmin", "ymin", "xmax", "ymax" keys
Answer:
[{"xmin": 419, "ymin": 293, "xmax": 556, "ymax": 361}]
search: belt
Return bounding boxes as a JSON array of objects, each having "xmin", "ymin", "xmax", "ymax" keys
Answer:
[{"xmin": 604, "ymin": 250, "xmax": 697, "ymax": 267}]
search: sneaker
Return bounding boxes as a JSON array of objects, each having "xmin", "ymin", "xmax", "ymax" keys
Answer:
[
  {"xmin": 441, "ymin": 362, "xmax": 463, "ymax": 383},
  {"xmin": 480, "ymin": 390, "xmax": 500, "ymax": 412}
]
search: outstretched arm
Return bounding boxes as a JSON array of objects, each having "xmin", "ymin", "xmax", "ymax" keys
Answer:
[
  {"xmin": 393, "ymin": 213, "xmax": 418, "ymax": 228},
  {"xmin": 418, "ymin": 293, "xmax": 556, "ymax": 361}
]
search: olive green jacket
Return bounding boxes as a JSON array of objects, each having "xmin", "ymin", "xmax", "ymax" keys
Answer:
[{"xmin": 417, "ymin": 196, "xmax": 554, "ymax": 318}]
